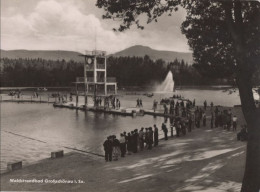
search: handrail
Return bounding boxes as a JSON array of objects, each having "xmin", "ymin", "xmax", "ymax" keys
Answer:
[{"xmin": 76, "ymin": 77, "xmax": 116, "ymax": 83}]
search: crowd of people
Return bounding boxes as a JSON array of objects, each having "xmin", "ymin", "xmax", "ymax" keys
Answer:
[
  {"xmin": 8, "ymin": 90, "xmax": 22, "ymax": 98},
  {"xmin": 52, "ymin": 93, "xmax": 121, "ymax": 109},
  {"xmin": 136, "ymin": 98, "xmax": 143, "ymax": 108},
  {"xmin": 103, "ymin": 96, "xmax": 121, "ymax": 109},
  {"xmin": 103, "ymin": 117, "xmax": 196, "ymax": 162},
  {"xmin": 103, "ymin": 98, "xmax": 245, "ymax": 161},
  {"xmin": 103, "ymin": 125, "xmax": 160, "ymax": 162},
  {"xmin": 158, "ymin": 96, "xmax": 195, "ymax": 117},
  {"xmin": 210, "ymin": 107, "xmax": 238, "ymax": 131},
  {"xmin": 52, "ymin": 92, "xmax": 69, "ymax": 103}
]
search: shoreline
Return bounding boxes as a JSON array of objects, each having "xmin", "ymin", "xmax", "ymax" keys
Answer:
[
  {"xmin": 0, "ymin": 85, "xmax": 249, "ymax": 92},
  {"xmin": 1, "ymin": 122, "xmax": 246, "ymax": 192},
  {"xmin": 1, "ymin": 105, "xmax": 247, "ymax": 191}
]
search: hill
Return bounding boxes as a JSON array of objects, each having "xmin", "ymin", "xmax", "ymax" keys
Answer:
[
  {"xmin": 111, "ymin": 45, "xmax": 193, "ymax": 64},
  {"xmin": 0, "ymin": 50, "xmax": 85, "ymax": 62},
  {"xmin": 1, "ymin": 46, "xmax": 193, "ymax": 64}
]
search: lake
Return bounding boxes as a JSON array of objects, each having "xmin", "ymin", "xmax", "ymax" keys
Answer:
[{"xmin": 1, "ymin": 88, "xmax": 258, "ymax": 173}]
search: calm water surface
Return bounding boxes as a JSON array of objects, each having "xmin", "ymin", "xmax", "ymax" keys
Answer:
[
  {"xmin": 1, "ymin": 102, "xmax": 165, "ymax": 173},
  {"xmin": 1, "ymin": 88, "xmax": 258, "ymax": 173}
]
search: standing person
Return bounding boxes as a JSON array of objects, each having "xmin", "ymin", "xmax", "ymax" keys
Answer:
[
  {"xmin": 119, "ymin": 133, "xmax": 126, "ymax": 157},
  {"xmin": 181, "ymin": 120, "xmax": 186, "ymax": 136},
  {"xmin": 113, "ymin": 97, "xmax": 116, "ymax": 109},
  {"xmin": 131, "ymin": 131, "xmax": 136, "ymax": 153},
  {"xmin": 107, "ymin": 97, "xmax": 110, "ymax": 108},
  {"xmin": 162, "ymin": 123, "xmax": 168, "ymax": 140},
  {"xmin": 232, "ymin": 115, "xmax": 238, "ymax": 131},
  {"xmin": 112, "ymin": 135, "xmax": 120, "ymax": 161},
  {"xmin": 181, "ymin": 100, "xmax": 184, "ymax": 108},
  {"xmin": 170, "ymin": 124, "xmax": 174, "ymax": 137},
  {"xmin": 211, "ymin": 112, "xmax": 214, "ymax": 129},
  {"xmin": 188, "ymin": 115, "xmax": 192, "ymax": 132},
  {"xmin": 140, "ymin": 99, "xmax": 143, "ymax": 108},
  {"xmin": 202, "ymin": 112, "xmax": 206, "ymax": 127},
  {"xmin": 116, "ymin": 99, "xmax": 120, "ymax": 108},
  {"xmin": 148, "ymin": 127, "xmax": 153, "ymax": 150},
  {"xmin": 193, "ymin": 99, "xmax": 196, "ymax": 107},
  {"xmin": 126, "ymin": 133, "xmax": 132, "ymax": 155},
  {"xmin": 199, "ymin": 108, "xmax": 203, "ymax": 121},
  {"xmin": 164, "ymin": 104, "xmax": 168, "ymax": 114},
  {"xmin": 175, "ymin": 105, "xmax": 179, "ymax": 116},
  {"xmin": 222, "ymin": 111, "xmax": 228, "ymax": 130},
  {"xmin": 176, "ymin": 121, "xmax": 181, "ymax": 137},
  {"xmin": 210, "ymin": 102, "xmax": 214, "ymax": 111},
  {"xmin": 153, "ymin": 125, "xmax": 159, "ymax": 146},
  {"xmin": 133, "ymin": 129, "xmax": 139, "ymax": 153},
  {"xmin": 219, "ymin": 111, "xmax": 223, "ymax": 128},
  {"xmin": 118, "ymin": 99, "xmax": 121, "ymax": 108},
  {"xmin": 103, "ymin": 136, "xmax": 113, "ymax": 162},
  {"xmin": 169, "ymin": 104, "xmax": 174, "ymax": 115},
  {"xmin": 215, "ymin": 110, "xmax": 219, "ymax": 128},
  {"xmin": 214, "ymin": 106, "xmax": 219, "ymax": 117},
  {"xmin": 172, "ymin": 99, "xmax": 175, "ymax": 110},
  {"xmin": 204, "ymin": 100, "xmax": 207, "ymax": 111},
  {"xmin": 139, "ymin": 128, "xmax": 144, "ymax": 151},
  {"xmin": 144, "ymin": 128, "xmax": 149, "ymax": 149},
  {"xmin": 69, "ymin": 93, "xmax": 73, "ymax": 102},
  {"xmin": 195, "ymin": 108, "xmax": 200, "ymax": 128},
  {"xmin": 191, "ymin": 113, "xmax": 195, "ymax": 130},
  {"xmin": 136, "ymin": 98, "xmax": 139, "ymax": 108},
  {"xmin": 227, "ymin": 109, "xmax": 232, "ymax": 131},
  {"xmin": 153, "ymin": 99, "xmax": 157, "ymax": 112}
]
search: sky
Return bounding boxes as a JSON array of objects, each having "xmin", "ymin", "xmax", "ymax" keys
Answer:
[{"xmin": 1, "ymin": 0, "xmax": 190, "ymax": 54}]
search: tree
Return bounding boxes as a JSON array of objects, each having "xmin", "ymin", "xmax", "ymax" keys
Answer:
[{"xmin": 96, "ymin": 1, "xmax": 260, "ymax": 191}]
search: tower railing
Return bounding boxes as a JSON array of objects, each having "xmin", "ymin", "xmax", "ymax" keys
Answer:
[
  {"xmin": 107, "ymin": 77, "xmax": 116, "ymax": 82},
  {"xmin": 86, "ymin": 65, "xmax": 94, "ymax": 70},
  {"xmin": 76, "ymin": 77, "xmax": 116, "ymax": 83},
  {"xmin": 84, "ymin": 50, "xmax": 106, "ymax": 56},
  {"xmin": 76, "ymin": 77, "xmax": 94, "ymax": 82},
  {"xmin": 96, "ymin": 64, "xmax": 105, "ymax": 69}
]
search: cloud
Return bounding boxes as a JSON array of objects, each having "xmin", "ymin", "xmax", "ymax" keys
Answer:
[{"xmin": 1, "ymin": 0, "xmax": 190, "ymax": 53}]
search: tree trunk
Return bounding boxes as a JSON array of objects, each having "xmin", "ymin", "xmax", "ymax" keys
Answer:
[
  {"xmin": 241, "ymin": 116, "xmax": 260, "ymax": 192},
  {"xmin": 223, "ymin": 1, "xmax": 260, "ymax": 190},
  {"xmin": 237, "ymin": 70, "xmax": 260, "ymax": 192}
]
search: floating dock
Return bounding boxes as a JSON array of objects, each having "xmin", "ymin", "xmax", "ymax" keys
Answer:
[
  {"xmin": 52, "ymin": 102, "xmax": 184, "ymax": 119},
  {"xmin": 1, "ymin": 96, "xmax": 187, "ymax": 119}
]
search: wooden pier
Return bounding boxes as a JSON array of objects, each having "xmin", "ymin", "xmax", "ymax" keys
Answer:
[
  {"xmin": 0, "ymin": 95, "xmax": 187, "ymax": 119},
  {"xmin": 52, "ymin": 102, "xmax": 184, "ymax": 119}
]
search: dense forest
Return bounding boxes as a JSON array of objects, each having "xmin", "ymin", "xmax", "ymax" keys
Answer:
[{"xmin": 1, "ymin": 55, "xmax": 258, "ymax": 87}]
